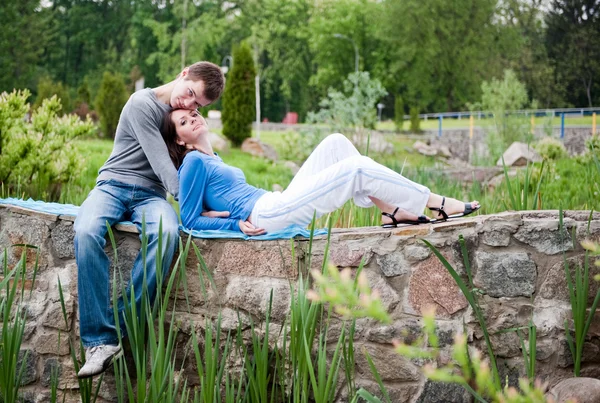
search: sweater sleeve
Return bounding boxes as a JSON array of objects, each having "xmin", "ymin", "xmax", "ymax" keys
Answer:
[
  {"xmin": 128, "ymin": 96, "xmax": 179, "ymax": 198},
  {"xmin": 179, "ymin": 154, "xmax": 240, "ymax": 231}
]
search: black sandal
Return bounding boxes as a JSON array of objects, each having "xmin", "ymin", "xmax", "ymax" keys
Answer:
[
  {"xmin": 382, "ymin": 207, "xmax": 431, "ymax": 228},
  {"xmin": 428, "ymin": 197, "xmax": 481, "ymax": 222}
]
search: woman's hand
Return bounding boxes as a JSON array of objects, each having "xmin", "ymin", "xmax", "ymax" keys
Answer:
[
  {"xmin": 201, "ymin": 210, "xmax": 230, "ymax": 218},
  {"xmin": 238, "ymin": 220, "xmax": 266, "ymax": 236}
]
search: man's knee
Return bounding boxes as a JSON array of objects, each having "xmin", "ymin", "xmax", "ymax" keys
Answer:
[{"xmin": 326, "ymin": 132, "xmax": 349, "ymax": 145}]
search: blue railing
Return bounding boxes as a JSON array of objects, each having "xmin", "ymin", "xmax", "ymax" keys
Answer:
[{"xmin": 406, "ymin": 107, "xmax": 600, "ymax": 121}]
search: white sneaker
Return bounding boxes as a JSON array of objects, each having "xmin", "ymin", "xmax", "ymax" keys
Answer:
[{"xmin": 77, "ymin": 344, "xmax": 122, "ymax": 379}]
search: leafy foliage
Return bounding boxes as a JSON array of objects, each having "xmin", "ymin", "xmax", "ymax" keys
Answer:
[
  {"xmin": 33, "ymin": 76, "xmax": 71, "ymax": 114},
  {"xmin": 222, "ymin": 42, "xmax": 257, "ymax": 147},
  {"xmin": 0, "ymin": 89, "xmax": 95, "ymax": 200},
  {"xmin": 393, "ymin": 96, "xmax": 404, "ymax": 132},
  {"xmin": 95, "ymin": 72, "xmax": 129, "ymax": 138},
  {"xmin": 307, "ymin": 71, "xmax": 387, "ymax": 132}
]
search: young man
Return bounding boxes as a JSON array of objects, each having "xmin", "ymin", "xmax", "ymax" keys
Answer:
[{"xmin": 74, "ymin": 61, "xmax": 225, "ymax": 378}]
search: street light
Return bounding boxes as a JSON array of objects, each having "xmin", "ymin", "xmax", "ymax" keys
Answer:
[
  {"xmin": 221, "ymin": 55, "xmax": 233, "ymax": 74},
  {"xmin": 333, "ymin": 33, "xmax": 359, "ymax": 73}
]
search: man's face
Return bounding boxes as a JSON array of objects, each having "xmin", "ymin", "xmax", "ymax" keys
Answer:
[{"xmin": 170, "ymin": 69, "xmax": 211, "ymax": 110}]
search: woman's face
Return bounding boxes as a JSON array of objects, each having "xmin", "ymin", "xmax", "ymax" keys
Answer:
[{"xmin": 171, "ymin": 109, "xmax": 208, "ymax": 147}]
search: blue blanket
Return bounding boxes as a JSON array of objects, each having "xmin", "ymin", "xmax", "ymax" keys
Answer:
[{"xmin": 0, "ymin": 197, "xmax": 327, "ymax": 240}]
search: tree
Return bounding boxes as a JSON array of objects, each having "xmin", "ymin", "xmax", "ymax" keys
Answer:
[
  {"xmin": 33, "ymin": 76, "xmax": 72, "ymax": 115},
  {"xmin": 394, "ymin": 96, "xmax": 404, "ymax": 132},
  {"xmin": 546, "ymin": 0, "xmax": 600, "ymax": 107},
  {"xmin": 95, "ymin": 72, "xmax": 128, "ymax": 138},
  {"xmin": 221, "ymin": 43, "xmax": 256, "ymax": 146}
]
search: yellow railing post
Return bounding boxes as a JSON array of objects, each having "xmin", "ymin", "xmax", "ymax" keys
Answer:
[
  {"xmin": 593, "ymin": 112, "xmax": 597, "ymax": 135},
  {"xmin": 469, "ymin": 115, "xmax": 474, "ymax": 139},
  {"xmin": 531, "ymin": 114, "xmax": 535, "ymax": 134}
]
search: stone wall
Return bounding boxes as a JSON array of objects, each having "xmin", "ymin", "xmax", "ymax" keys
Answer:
[{"xmin": 1, "ymin": 203, "xmax": 599, "ymax": 402}]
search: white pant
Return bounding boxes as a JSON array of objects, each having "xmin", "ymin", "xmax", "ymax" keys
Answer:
[{"xmin": 250, "ymin": 133, "xmax": 430, "ymax": 232}]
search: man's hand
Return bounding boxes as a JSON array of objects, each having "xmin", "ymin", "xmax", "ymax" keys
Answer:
[
  {"xmin": 201, "ymin": 210, "xmax": 230, "ymax": 218},
  {"xmin": 238, "ymin": 220, "xmax": 266, "ymax": 236}
]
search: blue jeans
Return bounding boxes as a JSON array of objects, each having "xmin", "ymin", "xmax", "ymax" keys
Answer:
[{"xmin": 74, "ymin": 180, "xmax": 179, "ymax": 347}]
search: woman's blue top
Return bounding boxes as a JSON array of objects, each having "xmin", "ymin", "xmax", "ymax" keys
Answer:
[{"xmin": 178, "ymin": 150, "xmax": 267, "ymax": 231}]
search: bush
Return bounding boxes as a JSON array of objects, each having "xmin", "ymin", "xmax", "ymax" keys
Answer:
[
  {"xmin": 307, "ymin": 71, "xmax": 387, "ymax": 132},
  {"xmin": 0, "ymin": 90, "xmax": 96, "ymax": 200},
  {"xmin": 95, "ymin": 72, "xmax": 128, "ymax": 138},
  {"xmin": 534, "ymin": 137, "xmax": 568, "ymax": 160},
  {"xmin": 221, "ymin": 43, "xmax": 256, "ymax": 147},
  {"xmin": 479, "ymin": 69, "xmax": 532, "ymax": 162},
  {"xmin": 33, "ymin": 76, "xmax": 71, "ymax": 115},
  {"xmin": 409, "ymin": 106, "xmax": 421, "ymax": 133},
  {"xmin": 394, "ymin": 96, "xmax": 404, "ymax": 132}
]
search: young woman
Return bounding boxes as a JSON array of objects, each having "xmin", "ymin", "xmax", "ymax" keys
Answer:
[{"xmin": 162, "ymin": 109, "xmax": 480, "ymax": 236}]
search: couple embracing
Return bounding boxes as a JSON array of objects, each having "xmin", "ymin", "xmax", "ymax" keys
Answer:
[{"xmin": 75, "ymin": 60, "xmax": 479, "ymax": 378}]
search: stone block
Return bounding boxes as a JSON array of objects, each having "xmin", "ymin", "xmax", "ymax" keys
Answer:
[
  {"xmin": 34, "ymin": 331, "xmax": 71, "ymax": 355},
  {"xmin": 364, "ymin": 267, "xmax": 400, "ymax": 312},
  {"xmin": 215, "ymin": 240, "xmax": 297, "ymax": 279},
  {"xmin": 513, "ymin": 219, "xmax": 574, "ymax": 255},
  {"xmin": 407, "ymin": 255, "xmax": 468, "ymax": 318},
  {"xmin": 17, "ymin": 349, "xmax": 37, "ymax": 386},
  {"xmin": 547, "ymin": 377, "xmax": 600, "ymax": 403},
  {"xmin": 539, "ymin": 255, "xmax": 599, "ymax": 304},
  {"xmin": 490, "ymin": 330, "xmax": 521, "ymax": 358},
  {"xmin": 473, "ymin": 251, "xmax": 536, "ymax": 297},
  {"xmin": 50, "ymin": 220, "xmax": 75, "ymax": 259},
  {"xmin": 225, "ymin": 276, "xmax": 291, "ymax": 321},
  {"xmin": 354, "ymin": 343, "xmax": 421, "ymax": 382},
  {"xmin": 375, "ymin": 251, "xmax": 410, "ymax": 277},
  {"xmin": 366, "ymin": 317, "xmax": 423, "ymax": 345},
  {"xmin": 330, "ymin": 239, "xmax": 374, "ymax": 267},
  {"xmin": 348, "ymin": 379, "xmax": 420, "ymax": 403},
  {"xmin": 42, "ymin": 357, "xmax": 61, "ymax": 387},
  {"xmin": 416, "ymin": 380, "xmax": 472, "ymax": 402},
  {"xmin": 404, "ymin": 243, "xmax": 431, "ymax": 262},
  {"xmin": 480, "ymin": 214, "xmax": 521, "ymax": 247},
  {"xmin": 0, "ymin": 212, "xmax": 51, "ymax": 269},
  {"xmin": 533, "ymin": 305, "xmax": 570, "ymax": 337}
]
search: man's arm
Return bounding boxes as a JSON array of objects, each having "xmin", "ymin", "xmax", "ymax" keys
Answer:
[{"xmin": 128, "ymin": 96, "xmax": 179, "ymax": 198}]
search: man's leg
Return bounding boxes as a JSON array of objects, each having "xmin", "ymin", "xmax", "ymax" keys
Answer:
[
  {"xmin": 128, "ymin": 190, "xmax": 180, "ymax": 312},
  {"xmin": 74, "ymin": 181, "xmax": 130, "ymax": 378}
]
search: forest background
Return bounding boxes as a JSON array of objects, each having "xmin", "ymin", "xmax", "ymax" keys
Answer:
[{"xmin": 2, "ymin": 0, "xmax": 599, "ymax": 124}]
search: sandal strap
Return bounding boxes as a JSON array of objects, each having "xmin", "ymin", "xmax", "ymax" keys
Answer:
[
  {"xmin": 429, "ymin": 196, "xmax": 449, "ymax": 220},
  {"xmin": 381, "ymin": 207, "xmax": 400, "ymax": 226}
]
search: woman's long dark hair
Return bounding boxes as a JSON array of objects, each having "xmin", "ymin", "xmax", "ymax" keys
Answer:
[{"xmin": 161, "ymin": 110, "xmax": 193, "ymax": 169}]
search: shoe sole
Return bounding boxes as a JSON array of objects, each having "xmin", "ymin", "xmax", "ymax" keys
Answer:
[{"xmin": 77, "ymin": 349, "xmax": 123, "ymax": 379}]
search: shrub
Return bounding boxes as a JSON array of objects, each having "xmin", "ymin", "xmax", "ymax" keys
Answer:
[
  {"xmin": 0, "ymin": 90, "xmax": 96, "ymax": 200},
  {"xmin": 534, "ymin": 137, "xmax": 568, "ymax": 160},
  {"xmin": 307, "ymin": 71, "xmax": 387, "ymax": 132},
  {"xmin": 95, "ymin": 71, "xmax": 128, "ymax": 138},
  {"xmin": 409, "ymin": 106, "xmax": 421, "ymax": 133},
  {"xmin": 76, "ymin": 79, "xmax": 92, "ymax": 107},
  {"xmin": 221, "ymin": 43, "xmax": 256, "ymax": 147},
  {"xmin": 33, "ymin": 76, "xmax": 71, "ymax": 115},
  {"xmin": 394, "ymin": 96, "xmax": 404, "ymax": 132},
  {"xmin": 479, "ymin": 69, "xmax": 532, "ymax": 162}
]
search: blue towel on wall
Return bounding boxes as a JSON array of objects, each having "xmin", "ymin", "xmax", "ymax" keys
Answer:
[{"xmin": 0, "ymin": 198, "xmax": 328, "ymax": 240}]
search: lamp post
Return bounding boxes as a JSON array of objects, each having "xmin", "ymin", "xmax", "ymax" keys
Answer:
[
  {"xmin": 220, "ymin": 55, "xmax": 233, "ymax": 74},
  {"xmin": 333, "ymin": 33, "xmax": 359, "ymax": 73}
]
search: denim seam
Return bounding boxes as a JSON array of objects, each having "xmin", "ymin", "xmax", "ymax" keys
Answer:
[{"xmin": 257, "ymin": 168, "xmax": 426, "ymax": 220}]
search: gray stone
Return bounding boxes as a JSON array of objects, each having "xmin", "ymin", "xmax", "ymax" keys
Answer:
[
  {"xmin": 18, "ymin": 349, "xmax": 37, "ymax": 386},
  {"xmin": 480, "ymin": 215, "xmax": 520, "ymax": 247},
  {"xmin": 473, "ymin": 251, "xmax": 536, "ymax": 297},
  {"xmin": 490, "ymin": 331, "xmax": 521, "ymax": 358},
  {"xmin": 42, "ymin": 357, "xmax": 61, "ymax": 387},
  {"xmin": 539, "ymin": 255, "xmax": 599, "ymax": 304},
  {"xmin": 416, "ymin": 380, "xmax": 472, "ymax": 403},
  {"xmin": 513, "ymin": 219, "xmax": 574, "ymax": 255},
  {"xmin": 364, "ymin": 268, "xmax": 400, "ymax": 312},
  {"xmin": 376, "ymin": 251, "xmax": 410, "ymax": 277},
  {"xmin": 208, "ymin": 131, "xmax": 229, "ymax": 152},
  {"xmin": 225, "ymin": 276, "xmax": 291, "ymax": 321},
  {"xmin": 496, "ymin": 141, "xmax": 542, "ymax": 166},
  {"xmin": 241, "ymin": 137, "xmax": 278, "ymax": 161},
  {"xmin": 355, "ymin": 343, "xmax": 420, "ymax": 382},
  {"xmin": 366, "ymin": 317, "xmax": 423, "ymax": 345},
  {"xmin": 547, "ymin": 377, "xmax": 600, "ymax": 403},
  {"xmin": 34, "ymin": 331, "xmax": 71, "ymax": 355},
  {"xmin": 533, "ymin": 306, "xmax": 570, "ymax": 337},
  {"xmin": 404, "ymin": 244, "xmax": 431, "ymax": 262},
  {"xmin": 557, "ymin": 339, "xmax": 600, "ymax": 368},
  {"xmin": 51, "ymin": 220, "xmax": 75, "ymax": 259}
]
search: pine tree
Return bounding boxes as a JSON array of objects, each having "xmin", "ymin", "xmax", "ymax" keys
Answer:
[
  {"xmin": 95, "ymin": 72, "xmax": 128, "ymax": 138},
  {"xmin": 221, "ymin": 43, "xmax": 256, "ymax": 147}
]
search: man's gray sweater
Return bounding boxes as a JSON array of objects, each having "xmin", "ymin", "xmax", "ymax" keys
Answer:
[{"xmin": 97, "ymin": 89, "xmax": 179, "ymax": 199}]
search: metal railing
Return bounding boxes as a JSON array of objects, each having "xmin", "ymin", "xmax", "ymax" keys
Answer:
[{"xmin": 405, "ymin": 107, "xmax": 600, "ymax": 121}]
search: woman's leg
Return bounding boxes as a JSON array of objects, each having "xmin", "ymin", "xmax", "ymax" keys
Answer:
[
  {"xmin": 253, "ymin": 155, "xmax": 432, "ymax": 232},
  {"xmin": 287, "ymin": 133, "xmax": 361, "ymax": 187}
]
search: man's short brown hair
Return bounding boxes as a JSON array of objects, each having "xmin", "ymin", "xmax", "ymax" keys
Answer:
[{"xmin": 186, "ymin": 61, "xmax": 225, "ymax": 103}]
